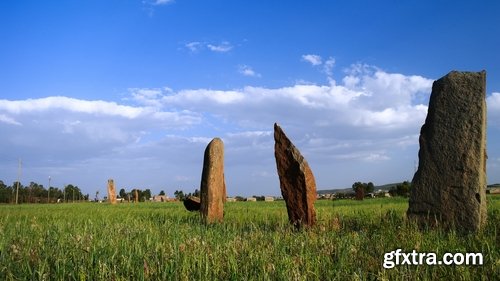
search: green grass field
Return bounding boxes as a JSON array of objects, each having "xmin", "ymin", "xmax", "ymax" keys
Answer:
[{"xmin": 0, "ymin": 196, "xmax": 498, "ymax": 280}]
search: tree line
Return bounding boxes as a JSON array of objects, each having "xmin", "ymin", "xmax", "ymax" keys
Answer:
[
  {"xmin": 173, "ymin": 189, "xmax": 200, "ymax": 201},
  {"xmin": 351, "ymin": 181, "xmax": 411, "ymax": 200},
  {"xmin": 114, "ymin": 188, "xmax": 152, "ymax": 202},
  {"xmin": 0, "ymin": 180, "xmax": 87, "ymax": 204}
]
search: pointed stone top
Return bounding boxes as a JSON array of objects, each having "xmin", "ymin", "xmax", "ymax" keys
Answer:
[{"xmin": 209, "ymin": 137, "xmax": 223, "ymax": 145}]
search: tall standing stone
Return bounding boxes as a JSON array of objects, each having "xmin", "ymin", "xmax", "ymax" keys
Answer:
[
  {"xmin": 134, "ymin": 189, "xmax": 139, "ymax": 203},
  {"xmin": 200, "ymin": 138, "xmax": 226, "ymax": 224},
  {"xmin": 407, "ymin": 71, "xmax": 487, "ymax": 232},
  {"xmin": 107, "ymin": 179, "xmax": 117, "ymax": 205},
  {"xmin": 274, "ymin": 123, "xmax": 317, "ymax": 228}
]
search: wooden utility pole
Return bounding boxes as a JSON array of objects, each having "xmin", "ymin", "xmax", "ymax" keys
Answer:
[
  {"xmin": 48, "ymin": 176, "xmax": 51, "ymax": 203},
  {"xmin": 15, "ymin": 159, "xmax": 21, "ymax": 204}
]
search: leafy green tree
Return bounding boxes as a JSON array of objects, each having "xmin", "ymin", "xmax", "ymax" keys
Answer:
[
  {"xmin": 119, "ymin": 188, "xmax": 127, "ymax": 198},
  {"xmin": 193, "ymin": 189, "xmax": 200, "ymax": 197},
  {"xmin": 174, "ymin": 190, "xmax": 185, "ymax": 200},
  {"xmin": 141, "ymin": 189, "xmax": 152, "ymax": 201},
  {"xmin": 352, "ymin": 181, "xmax": 375, "ymax": 199},
  {"xmin": 0, "ymin": 180, "xmax": 13, "ymax": 203},
  {"xmin": 159, "ymin": 190, "xmax": 165, "ymax": 196},
  {"xmin": 390, "ymin": 181, "xmax": 411, "ymax": 197},
  {"xmin": 352, "ymin": 182, "xmax": 366, "ymax": 200},
  {"xmin": 366, "ymin": 182, "xmax": 375, "ymax": 193},
  {"xmin": 64, "ymin": 184, "xmax": 83, "ymax": 202}
]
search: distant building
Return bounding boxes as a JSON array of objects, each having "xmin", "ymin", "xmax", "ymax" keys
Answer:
[
  {"xmin": 151, "ymin": 195, "xmax": 169, "ymax": 202},
  {"xmin": 376, "ymin": 190, "xmax": 391, "ymax": 198},
  {"xmin": 226, "ymin": 197, "xmax": 237, "ymax": 202},
  {"xmin": 487, "ymin": 188, "xmax": 500, "ymax": 194},
  {"xmin": 318, "ymin": 193, "xmax": 333, "ymax": 199},
  {"xmin": 264, "ymin": 196, "xmax": 274, "ymax": 202},
  {"xmin": 246, "ymin": 197, "xmax": 257, "ymax": 202},
  {"xmin": 365, "ymin": 193, "xmax": 375, "ymax": 198}
]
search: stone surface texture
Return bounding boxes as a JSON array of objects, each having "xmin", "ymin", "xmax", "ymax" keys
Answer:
[
  {"xmin": 107, "ymin": 179, "xmax": 117, "ymax": 205},
  {"xmin": 407, "ymin": 71, "xmax": 487, "ymax": 232},
  {"xmin": 200, "ymin": 138, "xmax": 226, "ymax": 223},
  {"xmin": 134, "ymin": 189, "xmax": 139, "ymax": 203},
  {"xmin": 274, "ymin": 123, "xmax": 317, "ymax": 228}
]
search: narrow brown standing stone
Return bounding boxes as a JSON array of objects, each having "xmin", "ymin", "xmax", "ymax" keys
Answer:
[
  {"xmin": 107, "ymin": 179, "xmax": 117, "ymax": 205},
  {"xmin": 407, "ymin": 71, "xmax": 487, "ymax": 232},
  {"xmin": 355, "ymin": 188, "xmax": 364, "ymax": 201},
  {"xmin": 134, "ymin": 189, "xmax": 139, "ymax": 203},
  {"xmin": 274, "ymin": 123, "xmax": 317, "ymax": 228},
  {"xmin": 200, "ymin": 138, "xmax": 226, "ymax": 223}
]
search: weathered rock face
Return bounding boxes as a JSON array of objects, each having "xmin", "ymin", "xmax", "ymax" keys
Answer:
[
  {"xmin": 134, "ymin": 189, "xmax": 139, "ymax": 203},
  {"xmin": 407, "ymin": 71, "xmax": 487, "ymax": 232},
  {"xmin": 274, "ymin": 123, "xmax": 317, "ymax": 228},
  {"xmin": 200, "ymin": 138, "xmax": 226, "ymax": 223},
  {"xmin": 184, "ymin": 196, "xmax": 201, "ymax": 212},
  {"xmin": 107, "ymin": 179, "xmax": 117, "ymax": 205}
]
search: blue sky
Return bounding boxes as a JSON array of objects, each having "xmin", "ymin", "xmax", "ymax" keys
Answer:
[{"xmin": 0, "ymin": 0, "xmax": 499, "ymax": 197}]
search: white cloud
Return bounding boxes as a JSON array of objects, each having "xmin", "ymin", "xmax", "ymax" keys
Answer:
[
  {"xmin": 151, "ymin": 0, "xmax": 174, "ymax": 5},
  {"xmin": 4, "ymin": 65, "xmax": 499, "ymax": 197},
  {"xmin": 185, "ymin": 42, "xmax": 202, "ymax": 53},
  {"xmin": 0, "ymin": 96, "xmax": 201, "ymax": 165},
  {"xmin": 488, "ymin": 92, "xmax": 500, "ymax": 108},
  {"xmin": 302, "ymin": 54, "xmax": 322, "ymax": 66},
  {"xmin": 0, "ymin": 114, "xmax": 21, "ymax": 126},
  {"xmin": 487, "ymin": 92, "xmax": 500, "ymax": 127},
  {"xmin": 207, "ymin": 41, "xmax": 233, "ymax": 53},
  {"xmin": 324, "ymin": 57, "xmax": 335, "ymax": 77},
  {"xmin": 184, "ymin": 41, "xmax": 233, "ymax": 53},
  {"xmin": 0, "ymin": 96, "xmax": 144, "ymax": 119},
  {"xmin": 142, "ymin": 0, "xmax": 174, "ymax": 16},
  {"xmin": 238, "ymin": 65, "xmax": 261, "ymax": 77},
  {"xmin": 302, "ymin": 54, "xmax": 336, "ymax": 79},
  {"xmin": 159, "ymin": 67, "xmax": 432, "ymax": 132},
  {"xmin": 166, "ymin": 89, "xmax": 245, "ymax": 105},
  {"xmin": 226, "ymin": 131, "xmax": 271, "ymax": 138}
]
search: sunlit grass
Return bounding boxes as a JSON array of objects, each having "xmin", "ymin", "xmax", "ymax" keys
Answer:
[{"xmin": 0, "ymin": 196, "xmax": 498, "ymax": 280}]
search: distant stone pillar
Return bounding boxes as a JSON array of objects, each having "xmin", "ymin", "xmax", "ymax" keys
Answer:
[
  {"xmin": 407, "ymin": 71, "xmax": 487, "ymax": 232},
  {"xmin": 355, "ymin": 188, "xmax": 364, "ymax": 201},
  {"xmin": 107, "ymin": 179, "xmax": 117, "ymax": 205},
  {"xmin": 200, "ymin": 138, "xmax": 226, "ymax": 224},
  {"xmin": 134, "ymin": 189, "xmax": 139, "ymax": 203},
  {"xmin": 274, "ymin": 123, "xmax": 317, "ymax": 228}
]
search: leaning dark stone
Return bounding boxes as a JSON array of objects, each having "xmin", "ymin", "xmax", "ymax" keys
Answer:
[{"xmin": 183, "ymin": 196, "xmax": 201, "ymax": 212}]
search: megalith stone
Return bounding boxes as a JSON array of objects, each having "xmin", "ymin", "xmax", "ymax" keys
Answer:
[
  {"xmin": 274, "ymin": 123, "xmax": 317, "ymax": 228},
  {"xmin": 184, "ymin": 196, "xmax": 201, "ymax": 212},
  {"xmin": 134, "ymin": 189, "xmax": 139, "ymax": 203},
  {"xmin": 407, "ymin": 71, "xmax": 487, "ymax": 232},
  {"xmin": 200, "ymin": 138, "xmax": 226, "ymax": 223},
  {"xmin": 107, "ymin": 179, "xmax": 117, "ymax": 205}
]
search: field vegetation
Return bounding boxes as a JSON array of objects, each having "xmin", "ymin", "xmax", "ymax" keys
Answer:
[{"xmin": 0, "ymin": 196, "xmax": 498, "ymax": 280}]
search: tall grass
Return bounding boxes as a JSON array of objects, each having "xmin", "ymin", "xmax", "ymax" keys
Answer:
[{"xmin": 0, "ymin": 196, "xmax": 498, "ymax": 280}]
